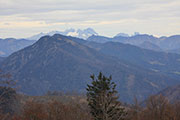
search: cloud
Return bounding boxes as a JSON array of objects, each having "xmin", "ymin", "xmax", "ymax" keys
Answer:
[
  {"xmin": 0, "ymin": 0, "xmax": 180, "ymax": 38},
  {"xmin": 2, "ymin": 0, "xmax": 177, "ymax": 16}
]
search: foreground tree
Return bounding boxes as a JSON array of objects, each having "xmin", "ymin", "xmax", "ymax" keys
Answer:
[
  {"xmin": 0, "ymin": 70, "xmax": 17, "ymax": 119},
  {"xmin": 86, "ymin": 72, "xmax": 126, "ymax": 120}
]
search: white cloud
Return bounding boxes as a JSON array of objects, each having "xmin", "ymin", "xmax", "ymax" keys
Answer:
[{"xmin": 0, "ymin": 0, "xmax": 180, "ymax": 38}]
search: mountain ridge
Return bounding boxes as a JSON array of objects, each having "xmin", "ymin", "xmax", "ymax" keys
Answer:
[
  {"xmin": 87, "ymin": 34, "xmax": 180, "ymax": 53},
  {"xmin": 1, "ymin": 31, "xmax": 180, "ymax": 57},
  {"xmin": 86, "ymin": 41, "xmax": 180, "ymax": 80},
  {"xmin": 0, "ymin": 38, "xmax": 36, "ymax": 57}
]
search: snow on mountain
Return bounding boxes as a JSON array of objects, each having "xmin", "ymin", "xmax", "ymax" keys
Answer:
[
  {"xmin": 115, "ymin": 33, "xmax": 129, "ymax": 37},
  {"xmin": 114, "ymin": 32, "xmax": 141, "ymax": 38},
  {"xmin": 27, "ymin": 28, "xmax": 98, "ymax": 40},
  {"xmin": 134, "ymin": 32, "xmax": 140, "ymax": 36}
]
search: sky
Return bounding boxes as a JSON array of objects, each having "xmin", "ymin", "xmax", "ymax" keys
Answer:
[{"xmin": 0, "ymin": 0, "xmax": 180, "ymax": 38}]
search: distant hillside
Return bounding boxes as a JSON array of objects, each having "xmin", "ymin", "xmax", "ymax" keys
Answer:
[
  {"xmin": 87, "ymin": 41, "xmax": 180, "ymax": 80},
  {"xmin": 168, "ymin": 48, "xmax": 180, "ymax": 54},
  {"xmin": 138, "ymin": 41, "xmax": 162, "ymax": 51},
  {"xmin": 87, "ymin": 35, "xmax": 112, "ymax": 43},
  {"xmin": 0, "ymin": 38, "xmax": 36, "ymax": 57},
  {"xmin": 0, "ymin": 57, "xmax": 4, "ymax": 63},
  {"xmin": 0, "ymin": 34, "xmax": 178, "ymax": 103},
  {"xmin": 158, "ymin": 85, "xmax": 180, "ymax": 103},
  {"xmin": 159, "ymin": 35, "xmax": 180, "ymax": 50}
]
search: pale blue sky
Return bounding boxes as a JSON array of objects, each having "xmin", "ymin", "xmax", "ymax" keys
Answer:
[{"xmin": 0, "ymin": 0, "xmax": 180, "ymax": 38}]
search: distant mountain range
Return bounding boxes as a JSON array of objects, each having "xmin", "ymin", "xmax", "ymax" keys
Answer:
[
  {"xmin": 27, "ymin": 28, "xmax": 98, "ymax": 40},
  {"xmin": 0, "ymin": 38, "xmax": 36, "ymax": 57},
  {"xmin": 88, "ymin": 34, "xmax": 180, "ymax": 53},
  {"xmin": 159, "ymin": 35, "xmax": 180, "ymax": 50},
  {"xmin": 88, "ymin": 34, "xmax": 159, "ymax": 45},
  {"xmin": 0, "ymin": 34, "xmax": 180, "ymax": 103},
  {"xmin": 0, "ymin": 29, "xmax": 180, "ymax": 57}
]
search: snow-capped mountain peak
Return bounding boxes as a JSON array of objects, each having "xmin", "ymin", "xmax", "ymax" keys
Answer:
[{"xmin": 27, "ymin": 28, "xmax": 98, "ymax": 40}]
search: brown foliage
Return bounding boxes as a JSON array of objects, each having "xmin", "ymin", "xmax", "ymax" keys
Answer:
[
  {"xmin": 126, "ymin": 95, "xmax": 180, "ymax": 120},
  {"xmin": 13, "ymin": 99, "xmax": 92, "ymax": 120},
  {"xmin": 0, "ymin": 94, "xmax": 179, "ymax": 120},
  {"xmin": 22, "ymin": 101, "xmax": 48, "ymax": 120}
]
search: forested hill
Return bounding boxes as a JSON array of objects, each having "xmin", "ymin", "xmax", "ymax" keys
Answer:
[{"xmin": 0, "ymin": 34, "xmax": 179, "ymax": 103}]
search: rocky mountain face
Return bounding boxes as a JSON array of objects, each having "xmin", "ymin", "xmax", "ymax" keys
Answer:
[
  {"xmin": 0, "ymin": 34, "xmax": 178, "ymax": 103},
  {"xmin": 0, "ymin": 38, "xmax": 36, "ymax": 57}
]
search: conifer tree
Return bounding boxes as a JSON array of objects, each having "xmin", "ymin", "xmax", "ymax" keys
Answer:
[{"xmin": 86, "ymin": 72, "xmax": 126, "ymax": 120}]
